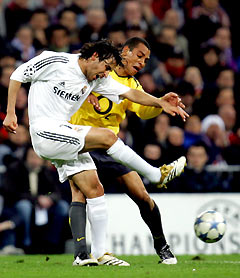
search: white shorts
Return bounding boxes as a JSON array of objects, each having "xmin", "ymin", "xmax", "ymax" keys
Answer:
[{"xmin": 30, "ymin": 119, "xmax": 96, "ymax": 182}]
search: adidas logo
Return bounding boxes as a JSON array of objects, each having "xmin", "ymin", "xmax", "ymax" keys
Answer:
[{"xmin": 59, "ymin": 81, "xmax": 65, "ymax": 87}]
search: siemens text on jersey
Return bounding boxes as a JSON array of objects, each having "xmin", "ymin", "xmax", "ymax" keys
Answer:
[{"xmin": 53, "ymin": 86, "xmax": 81, "ymax": 102}]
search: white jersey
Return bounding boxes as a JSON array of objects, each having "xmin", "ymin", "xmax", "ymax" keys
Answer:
[{"xmin": 11, "ymin": 51, "xmax": 130, "ymax": 125}]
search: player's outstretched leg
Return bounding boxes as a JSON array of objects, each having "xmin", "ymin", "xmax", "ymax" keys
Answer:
[
  {"xmin": 157, "ymin": 156, "xmax": 187, "ymax": 188},
  {"xmin": 97, "ymin": 252, "xmax": 130, "ymax": 266},
  {"xmin": 157, "ymin": 244, "xmax": 177, "ymax": 264}
]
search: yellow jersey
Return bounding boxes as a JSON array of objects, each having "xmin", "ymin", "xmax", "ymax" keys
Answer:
[{"xmin": 70, "ymin": 71, "xmax": 162, "ymax": 134}]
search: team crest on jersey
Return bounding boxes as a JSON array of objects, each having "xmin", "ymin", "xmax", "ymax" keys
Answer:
[{"xmin": 23, "ymin": 64, "xmax": 36, "ymax": 77}]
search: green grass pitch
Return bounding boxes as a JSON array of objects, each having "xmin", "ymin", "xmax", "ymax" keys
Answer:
[{"xmin": 0, "ymin": 254, "xmax": 240, "ymax": 278}]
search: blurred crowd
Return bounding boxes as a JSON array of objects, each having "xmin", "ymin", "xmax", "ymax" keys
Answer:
[{"xmin": 0, "ymin": 0, "xmax": 240, "ymax": 254}]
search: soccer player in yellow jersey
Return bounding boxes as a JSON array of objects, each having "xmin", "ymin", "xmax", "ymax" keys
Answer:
[{"xmin": 69, "ymin": 37, "xmax": 185, "ymax": 265}]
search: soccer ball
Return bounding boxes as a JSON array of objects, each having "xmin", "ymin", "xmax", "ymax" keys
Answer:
[{"xmin": 194, "ymin": 210, "xmax": 226, "ymax": 243}]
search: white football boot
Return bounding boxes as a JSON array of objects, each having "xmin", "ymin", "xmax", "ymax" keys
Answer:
[
  {"xmin": 98, "ymin": 253, "xmax": 130, "ymax": 266},
  {"xmin": 157, "ymin": 156, "xmax": 187, "ymax": 188}
]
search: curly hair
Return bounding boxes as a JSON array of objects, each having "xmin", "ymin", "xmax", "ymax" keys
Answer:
[{"xmin": 79, "ymin": 39, "xmax": 122, "ymax": 65}]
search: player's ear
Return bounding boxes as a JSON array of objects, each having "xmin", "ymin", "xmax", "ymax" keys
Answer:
[
  {"xmin": 91, "ymin": 52, "xmax": 99, "ymax": 60},
  {"xmin": 122, "ymin": 46, "xmax": 130, "ymax": 57}
]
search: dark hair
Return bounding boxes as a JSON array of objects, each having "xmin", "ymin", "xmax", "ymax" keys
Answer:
[
  {"xmin": 31, "ymin": 8, "xmax": 48, "ymax": 17},
  {"xmin": 108, "ymin": 23, "xmax": 126, "ymax": 33},
  {"xmin": 188, "ymin": 141, "xmax": 209, "ymax": 154},
  {"xmin": 45, "ymin": 24, "xmax": 70, "ymax": 42},
  {"xmin": 79, "ymin": 39, "xmax": 122, "ymax": 65},
  {"xmin": 177, "ymin": 81, "xmax": 195, "ymax": 96},
  {"xmin": 122, "ymin": 37, "xmax": 150, "ymax": 51},
  {"xmin": 57, "ymin": 7, "xmax": 77, "ymax": 20}
]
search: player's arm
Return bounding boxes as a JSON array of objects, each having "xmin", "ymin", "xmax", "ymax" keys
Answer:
[
  {"xmin": 122, "ymin": 89, "xmax": 189, "ymax": 121},
  {"xmin": 3, "ymin": 80, "xmax": 22, "ymax": 133}
]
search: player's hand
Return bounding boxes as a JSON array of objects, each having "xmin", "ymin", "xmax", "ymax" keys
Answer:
[
  {"xmin": 87, "ymin": 93, "xmax": 101, "ymax": 111},
  {"xmin": 159, "ymin": 97, "xmax": 189, "ymax": 121},
  {"xmin": 3, "ymin": 113, "xmax": 18, "ymax": 134},
  {"xmin": 161, "ymin": 92, "xmax": 185, "ymax": 109}
]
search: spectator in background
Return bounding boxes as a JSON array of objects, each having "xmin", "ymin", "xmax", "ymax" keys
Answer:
[
  {"xmin": 153, "ymin": 46, "xmax": 186, "ymax": 88},
  {"xmin": 170, "ymin": 80, "xmax": 195, "ymax": 128},
  {"xmin": 142, "ymin": 142, "xmax": 163, "ymax": 167},
  {"xmin": 196, "ymin": 67, "xmax": 235, "ymax": 119},
  {"xmin": 29, "ymin": 8, "xmax": 49, "ymax": 51},
  {"xmin": 57, "ymin": 8, "xmax": 80, "ymax": 46},
  {"xmin": 201, "ymin": 114, "xmax": 228, "ymax": 164},
  {"xmin": 185, "ymin": 0, "xmax": 230, "ymax": 60},
  {"xmin": 161, "ymin": 8, "xmax": 184, "ymax": 33},
  {"xmin": 176, "ymin": 81, "xmax": 195, "ymax": 115},
  {"xmin": 183, "ymin": 115, "xmax": 203, "ymax": 149},
  {"xmin": 141, "ymin": 142, "xmax": 164, "ymax": 188},
  {"xmin": 216, "ymin": 67, "xmax": 235, "ymax": 89},
  {"xmin": 197, "ymin": 43, "xmax": 223, "ymax": 86},
  {"xmin": 0, "ymin": 52, "xmax": 17, "ymax": 68},
  {"xmin": 68, "ymin": 0, "xmax": 92, "ymax": 28},
  {"xmin": 161, "ymin": 9, "xmax": 190, "ymax": 64},
  {"xmin": 209, "ymin": 26, "xmax": 237, "ymax": 71},
  {"xmin": 0, "ymin": 199, "xmax": 24, "ymax": 255},
  {"xmin": 79, "ymin": 7, "xmax": 108, "ymax": 43},
  {"xmin": 218, "ymin": 104, "xmax": 237, "ymax": 134},
  {"xmin": 111, "ymin": 0, "xmax": 158, "ymax": 39},
  {"xmin": 11, "ymin": 25, "xmax": 36, "ymax": 63},
  {"xmin": 45, "ymin": 24, "xmax": 72, "ymax": 53},
  {"xmin": 215, "ymin": 87, "xmax": 235, "ymax": 110},
  {"xmin": 165, "ymin": 126, "xmax": 185, "ymax": 163},
  {"xmin": 183, "ymin": 66, "xmax": 204, "ymax": 99},
  {"xmin": 169, "ymin": 142, "xmax": 223, "ymax": 192},
  {"xmin": 40, "ymin": 0, "xmax": 65, "ymax": 24},
  {"xmin": 153, "ymin": 25, "xmax": 188, "ymax": 63},
  {"xmin": 152, "ymin": 114, "xmax": 170, "ymax": 148},
  {"xmin": 138, "ymin": 72, "xmax": 162, "ymax": 97},
  {"xmin": 2, "ymin": 145, "xmax": 69, "ymax": 253},
  {"xmin": 4, "ymin": 0, "xmax": 32, "ymax": 40},
  {"xmin": 138, "ymin": 0, "xmax": 161, "ymax": 36},
  {"xmin": 192, "ymin": 0, "xmax": 230, "ymax": 28},
  {"xmin": 0, "ymin": 124, "xmax": 30, "ymax": 169},
  {"xmin": 125, "ymin": 24, "xmax": 148, "ymax": 40},
  {"xmin": 107, "ymin": 24, "xmax": 127, "ymax": 47}
]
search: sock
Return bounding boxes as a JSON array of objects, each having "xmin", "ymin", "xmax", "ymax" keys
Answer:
[
  {"xmin": 69, "ymin": 202, "xmax": 88, "ymax": 258},
  {"xmin": 106, "ymin": 138, "xmax": 161, "ymax": 183},
  {"xmin": 87, "ymin": 195, "xmax": 107, "ymax": 259},
  {"xmin": 139, "ymin": 200, "xmax": 167, "ymax": 253}
]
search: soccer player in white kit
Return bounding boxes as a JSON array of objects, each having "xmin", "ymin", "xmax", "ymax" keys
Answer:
[{"xmin": 3, "ymin": 40, "xmax": 188, "ymax": 265}]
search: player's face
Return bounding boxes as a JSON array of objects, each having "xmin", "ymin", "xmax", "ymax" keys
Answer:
[
  {"xmin": 121, "ymin": 43, "xmax": 150, "ymax": 76},
  {"xmin": 86, "ymin": 56, "xmax": 116, "ymax": 82}
]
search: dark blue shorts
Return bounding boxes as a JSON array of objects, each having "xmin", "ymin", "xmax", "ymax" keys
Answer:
[{"xmin": 90, "ymin": 150, "xmax": 132, "ymax": 180}]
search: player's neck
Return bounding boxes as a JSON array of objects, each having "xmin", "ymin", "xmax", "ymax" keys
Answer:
[
  {"xmin": 78, "ymin": 59, "xmax": 87, "ymax": 76},
  {"xmin": 114, "ymin": 65, "xmax": 129, "ymax": 77}
]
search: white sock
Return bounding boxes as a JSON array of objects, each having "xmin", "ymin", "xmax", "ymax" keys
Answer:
[
  {"xmin": 106, "ymin": 138, "xmax": 161, "ymax": 183},
  {"xmin": 87, "ymin": 195, "xmax": 107, "ymax": 259}
]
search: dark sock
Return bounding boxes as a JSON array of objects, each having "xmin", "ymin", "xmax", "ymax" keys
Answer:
[
  {"xmin": 139, "ymin": 200, "xmax": 167, "ymax": 253},
  {"xmin": 69, "ymin": 202, "xmax": 88, "ymax": 258}
]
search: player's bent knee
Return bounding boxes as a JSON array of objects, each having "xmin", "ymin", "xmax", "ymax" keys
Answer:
[{"xmin": 100, "ymin": 128, "xmax": 118, "ymax": 149}]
